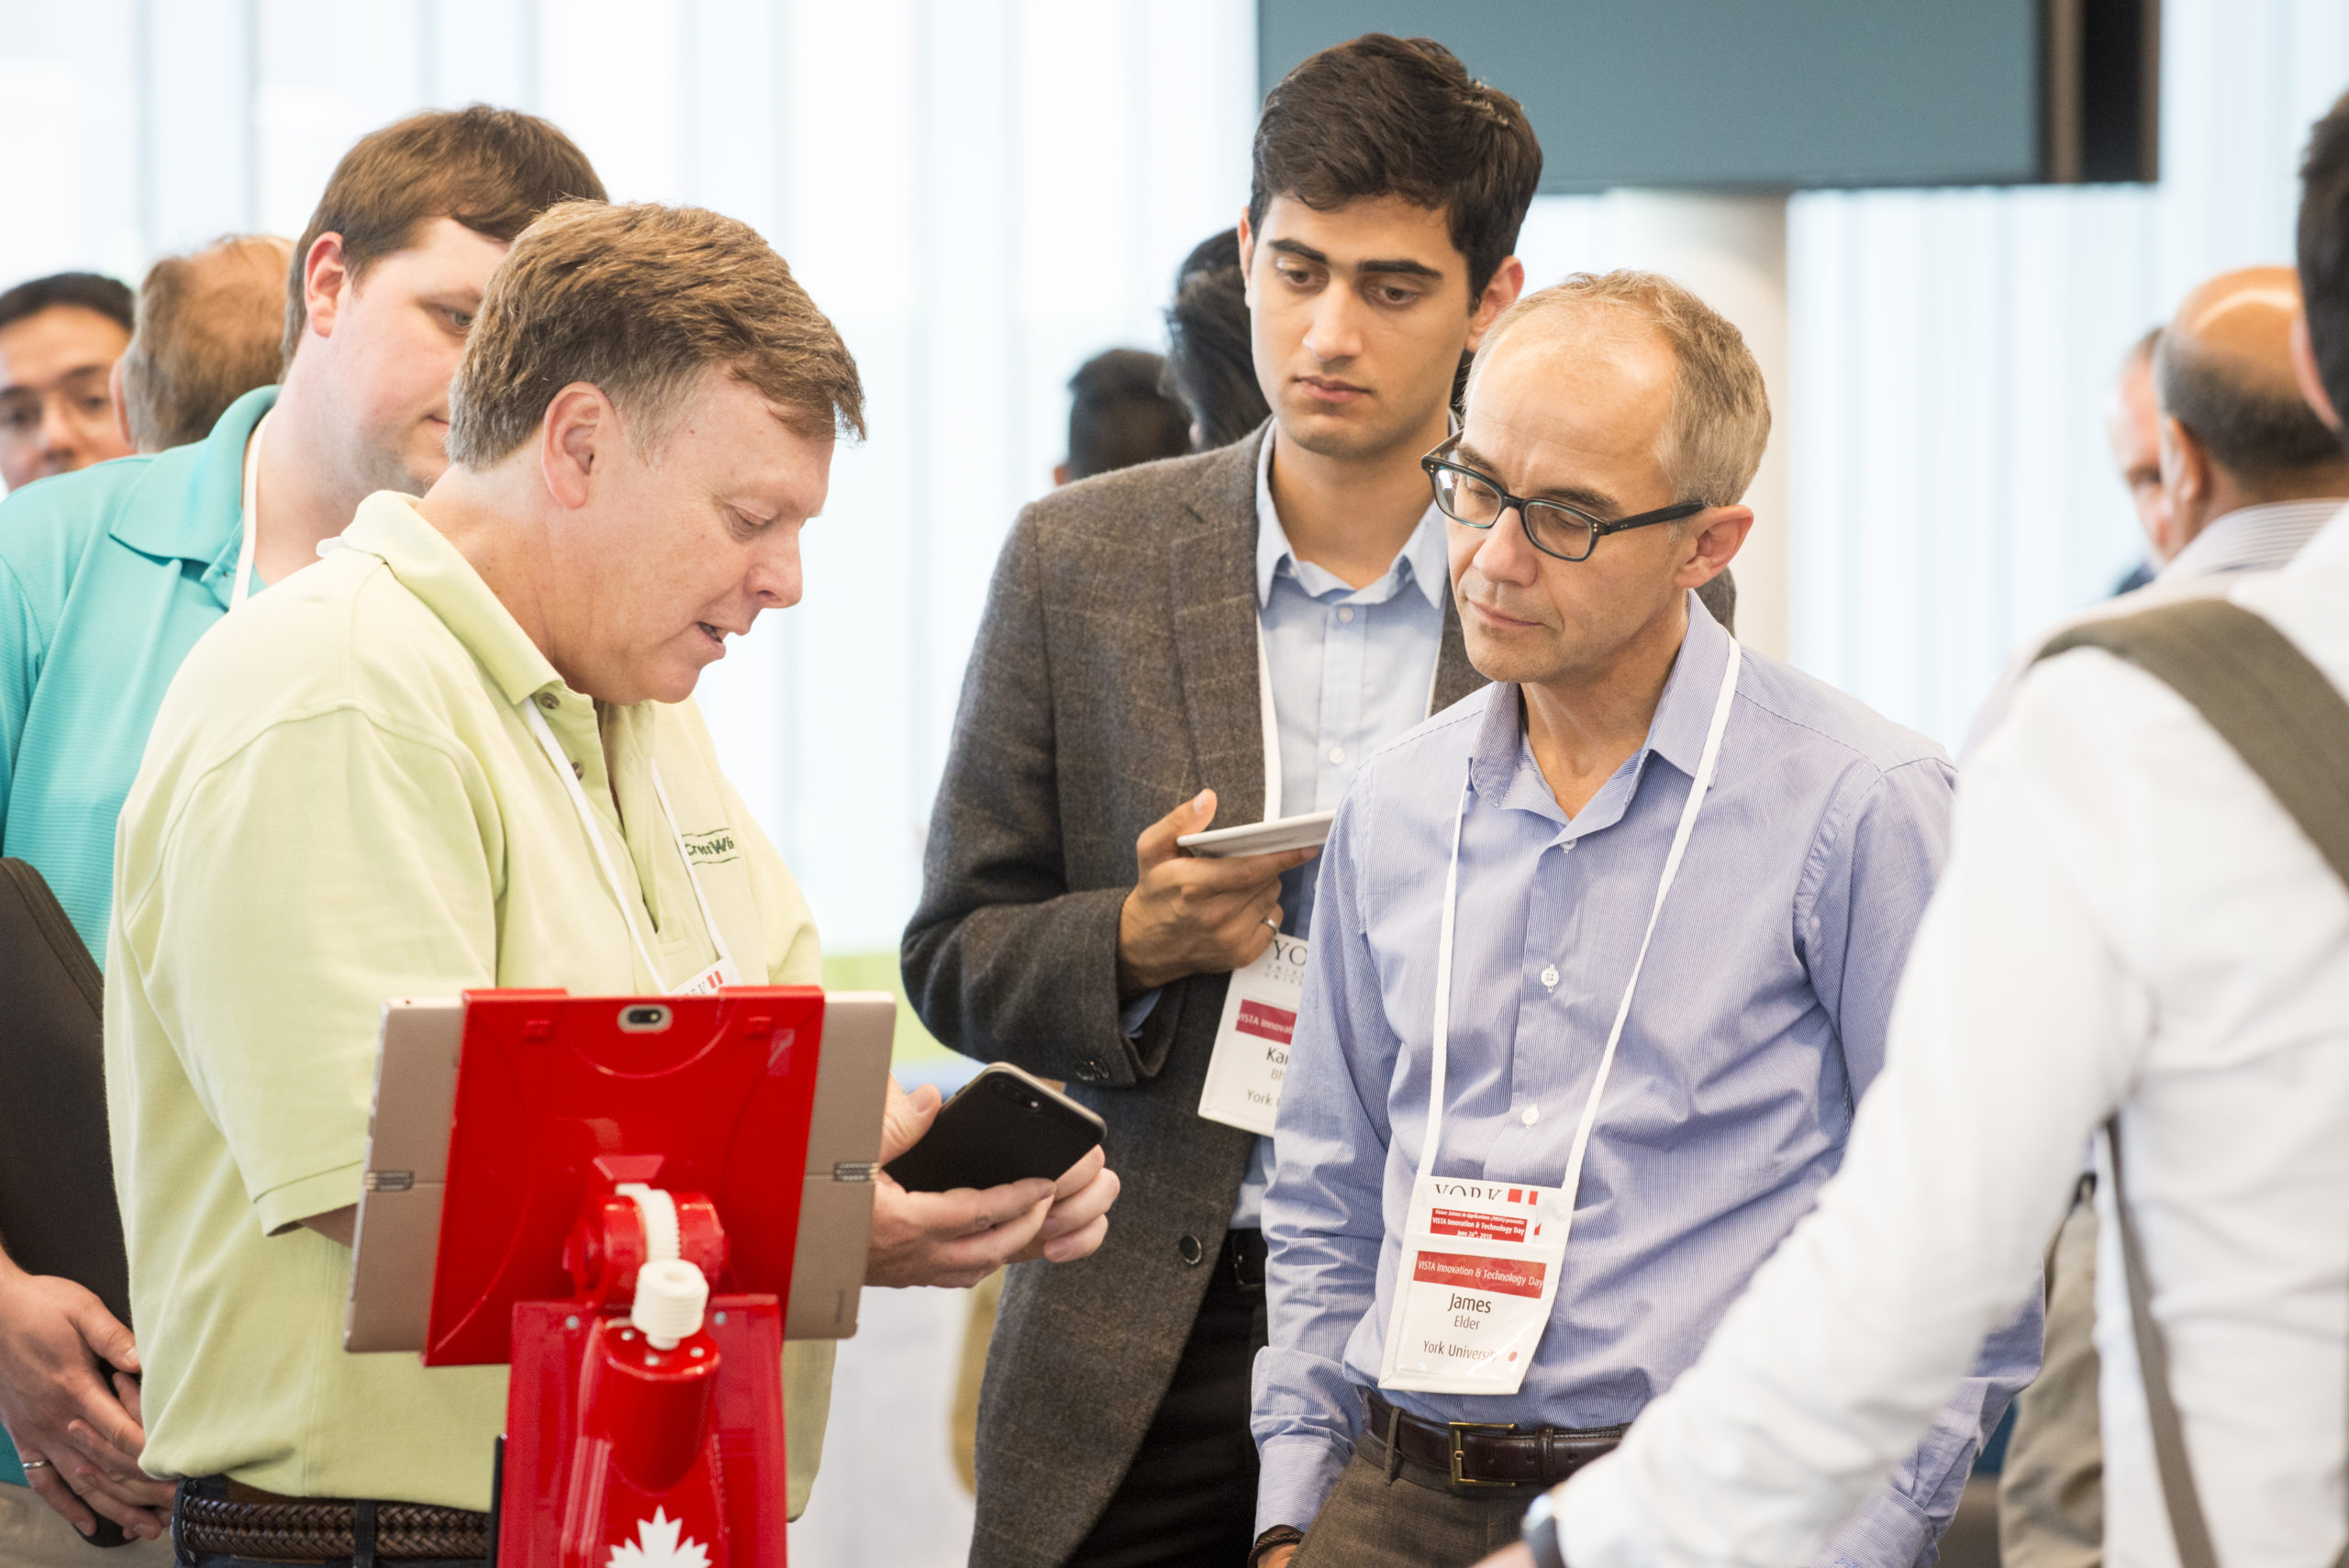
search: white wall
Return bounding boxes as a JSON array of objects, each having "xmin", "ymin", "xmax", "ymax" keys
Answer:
[{"xmin": 1784, "ymin": 0, "xmax": 2349, "ymax": 747}]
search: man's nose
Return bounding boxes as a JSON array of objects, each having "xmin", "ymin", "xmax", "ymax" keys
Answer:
[
  {"xmin": 1472, "ymin": 505, "xmax": 1544, "ymax": 585},
  {"xmin": 1302, "ymin": 286, "xmax": 1365, "ymax": 365},
  {"xmin": 37, "ymin": 397, "xmax": 80, "ymax": 462},
  {"xmin": 749, "ymin": 532, "xmax": 804, "ymax": 610}
]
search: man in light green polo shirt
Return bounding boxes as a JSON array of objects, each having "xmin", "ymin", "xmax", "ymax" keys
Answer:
[
  {"xmin": 0, "ymin": 106, "xmax": 610, "ymax": 1561},
  {"xmin": 107, "ymin": 201, "xmax": 1119, "ymax": 1555}
]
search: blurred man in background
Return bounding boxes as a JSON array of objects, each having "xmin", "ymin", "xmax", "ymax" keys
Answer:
[
  {"xmin": 1054, "ymin": 348, "xmax": 1190, "ymax": 486},
  {"xmin": 1164, "ymin": 229, "xmax": 1272, "ymax": 451},
  {"xmin": 2106, "ymin": 328, "xmax": 2165, "ymax": 594},
  {"xmin": 0, "ymin": 272, "xmax": 135, "ymax": 494},
  {"xmin": 1970, "ymin": 267, "xmax": 2349, "ymax": 751},
  {"xmin": 114, "ymin": 235, "xmax": 295, "ymax": 453}
]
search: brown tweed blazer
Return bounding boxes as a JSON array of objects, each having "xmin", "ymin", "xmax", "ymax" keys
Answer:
[{"xmin": 902, "ymin": 425, "xmax": 1483, "ymax": 1568}]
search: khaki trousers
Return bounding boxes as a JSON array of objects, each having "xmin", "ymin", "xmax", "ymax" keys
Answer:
[
  {"xmin": 0, "ymin": 1483, "xmax": 174, "ymax": 1568},
  {"xmin": 1998, "ymin": 1184, "xmax": 2103, "ymax": 1568}
]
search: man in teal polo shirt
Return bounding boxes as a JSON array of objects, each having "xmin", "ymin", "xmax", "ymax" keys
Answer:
[{"xmin": 0, "ymin": 106, "xmax": 607, "ymax": 1561}]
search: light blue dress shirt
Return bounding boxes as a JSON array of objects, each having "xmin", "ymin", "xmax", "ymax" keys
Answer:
[
  {"xmin": 1230, "ymin": 432, "xmax": 1446, "ymax": 1229},
  {"xmin": 1253, "ymin": 602, "xmax": 2043, "ymax": 1562}
]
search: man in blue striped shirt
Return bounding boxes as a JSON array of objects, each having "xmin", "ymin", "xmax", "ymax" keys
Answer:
[{"xmin": 1253, "ymin": 272, "xmax": 2040, "ymax": 1568}]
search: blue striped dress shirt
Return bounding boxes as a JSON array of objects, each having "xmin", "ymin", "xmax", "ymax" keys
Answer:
[{"xmin": 1254, "ymin": 600, "xmax": 2043, "ymax": 1563}]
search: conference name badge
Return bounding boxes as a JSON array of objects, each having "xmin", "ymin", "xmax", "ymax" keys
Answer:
[
  {"xmin": 1376, "ymin": 1176, "xmax": 1571, "ymax": 1397},
  {"xmin": 1196, "ymin": 932, "xmax": 1307, "ymax": 1136}
]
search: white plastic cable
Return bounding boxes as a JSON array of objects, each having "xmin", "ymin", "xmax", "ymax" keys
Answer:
[{"xmin": 615, "ymin": 1183, "xmax": 682, "ymax": 1263}]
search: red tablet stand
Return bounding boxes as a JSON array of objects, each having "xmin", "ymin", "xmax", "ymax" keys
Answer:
[{"xmin": 426, "ymin": 987, "xmax": 829, "ymax": 1568}]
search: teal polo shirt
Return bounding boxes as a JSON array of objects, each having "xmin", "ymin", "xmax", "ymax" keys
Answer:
[{"xmin": 0, "ymin": 384, "xmax": 275, "ymax": 1488}]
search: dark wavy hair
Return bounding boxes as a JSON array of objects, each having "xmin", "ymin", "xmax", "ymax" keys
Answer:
[{"xmin": 1249, "ymin": 35, "xmax": 1542, "ymax": 302}]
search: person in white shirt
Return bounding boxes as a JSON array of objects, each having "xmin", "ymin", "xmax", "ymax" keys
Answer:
[
  {"xmin": 1475, "ymin": 93, "xmax": 2349, "ymax": 1568},
  {"xmin": 1992, "ymin": 261, "xmax": 2349, "ymax": 1568}
]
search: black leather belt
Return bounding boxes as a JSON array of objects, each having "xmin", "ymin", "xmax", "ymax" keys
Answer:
[{"xmin": 1361, "ymin": 1389, "xmax": 1625, "ymax": 1492}]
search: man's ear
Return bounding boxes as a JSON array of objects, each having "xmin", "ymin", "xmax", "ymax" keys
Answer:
[
  {"xmin": 1237, "ymin": 206, "xmax": 1257, "ymax": 307},
  {"xmin": 107, "ymin": 358, "xmax": 133, "ymax": 450},
  {"xmin": 2160, "ymin": 414, "xmax": 2208, "ymax": 504},
  {"xmin": 2292, "ymin": 310, "xmax": 2344, "ymax": 432},
  {"xmin": 539, "ymin": 383, "xmax": 613, "ymax": 510},
  {"xmin": 1678, "ymin": 505, "xmax": 1753, "ymax": 587},
  {"xmin": 301, "ymin": 234, "xmax": 352, "ymax": 343},
  {"xmin": 1464, "ymin": 256, "xmax": 1527, "ymax": 350}
]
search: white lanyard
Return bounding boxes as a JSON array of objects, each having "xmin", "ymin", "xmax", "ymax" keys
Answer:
[
  {"xmin": 522, "ymin": 701, "xmax": 741, "ymax": 995},
  {"xmin": 1416, "ymin": 639, "xmax": 1744, "ymax": 1208},
  {"xmin": 229, "ymin": 412, "xmax": 269, "ymax": 610}
]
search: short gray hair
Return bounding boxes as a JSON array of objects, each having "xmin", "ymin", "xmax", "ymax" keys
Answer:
[{"xmin": 1466, "ymin": 270, "xmax": 1771, "ymax": 507}]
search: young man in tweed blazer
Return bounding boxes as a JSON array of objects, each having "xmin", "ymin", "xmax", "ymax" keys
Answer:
[{"xmin": 904, "ymin": 35, "xmax": 1541, "ymax": 1568}]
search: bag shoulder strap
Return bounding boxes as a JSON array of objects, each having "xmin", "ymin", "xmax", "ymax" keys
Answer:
[
  {"xmin": 2036, "ymin": 596, "xmax": 2349, "ymax": 1568},
  {"xmin": 2037, "ymin": 595, "xmax": 2349, "ymax": 886}
]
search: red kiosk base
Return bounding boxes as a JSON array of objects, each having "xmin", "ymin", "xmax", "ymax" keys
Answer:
[{"xmin": 420, "ymin": 989, "xmax": 830, "ymax": 1568}]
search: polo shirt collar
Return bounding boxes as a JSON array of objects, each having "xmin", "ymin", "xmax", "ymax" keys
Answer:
[
  {"xmin": 1467, "ymin": 589, "xmax": 1730, "ymax": 819},
  {"xmin": 1253, "ymin": 425, "xmax": 1450, "ymax": 612},
  {"xmin": 338, "ymin": 492, "xmax": 563, "ymax": 706},
  {"xmin": 109, "ymin": 385, "xmax": 277, "ymax": 564}
]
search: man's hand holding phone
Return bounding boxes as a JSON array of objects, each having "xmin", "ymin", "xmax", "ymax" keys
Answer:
[
  {"xmin": 1118, "ymin": 789, "xmax": 1319, "ymax": 996},
  {"xmin": 865, "ymin": 1076, "xmax": 1119, "ymax": 1290}
]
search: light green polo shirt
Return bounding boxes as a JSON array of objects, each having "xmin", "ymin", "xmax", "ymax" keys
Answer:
[{"xmin": 106, "ymin": 492, "xmax": 833, "ymax": 1512}]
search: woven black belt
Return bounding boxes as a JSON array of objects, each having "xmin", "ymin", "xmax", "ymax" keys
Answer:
[
  {"xmin": 174, "ymin": 1481, "xmax": 487, "ymax": 1563},
  {"xmin": 1361, "ymin": 1388, "xmax": 1626, "ymax": 1492}
]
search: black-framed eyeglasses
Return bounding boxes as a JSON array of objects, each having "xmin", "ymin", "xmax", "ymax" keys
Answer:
[{"xmin": 1420, "ymin": 437, "xmax": 1706, "ymax": 563}]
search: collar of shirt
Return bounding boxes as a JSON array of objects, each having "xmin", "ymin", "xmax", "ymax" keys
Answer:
[
  {"xmin": 110, "ymin": 384, "xmax": 277, "ymax": 575},
  {"xmin": 339, "ymin": 490, "xmax": 564, "ymax": 708},
  {"xmin": 1468, "ymin": 594, "xmax": 1730, "ymax": 836},
  {"xmin": 1253, "ymin": 424, "xmax": 1448, "ymax": 611},
  {"xmin": 2161, "ymin": 497, "xmax": 2346, "ymax": 581}
]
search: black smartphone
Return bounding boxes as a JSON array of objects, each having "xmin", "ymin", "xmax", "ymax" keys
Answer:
[{"xmin": 883, "ymin": 1063, "xmax": 1107, "ymax": 1194}]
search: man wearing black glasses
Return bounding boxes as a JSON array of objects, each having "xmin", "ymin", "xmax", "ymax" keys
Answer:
[
  {"xmin": 1250, "ymin": 271, "xmax": 2038, "ymax": 1568},
  {"xmin": 907, "ymin": 34, "xmax": 1543, "ymax": 1568}
]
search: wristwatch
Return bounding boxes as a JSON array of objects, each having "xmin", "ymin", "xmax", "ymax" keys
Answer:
[{"xmin": 1520, "ymin": 1487, "xmax": 1566, "ymax": 1568}]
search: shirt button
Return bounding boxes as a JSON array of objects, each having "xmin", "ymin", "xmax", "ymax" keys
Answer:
[
  {"xmin": 1178, "ymin": 1234, "xmax": 1205, "ymax": 1266},
  {"xmin": 1329, "ymin": 746, "xmax": 1346, "ymax": 765},
  {"xmin": 1521, "ymin": 1105, "xmax": 1541, "ymax": 1127},
  {"xmin": 1338, "ymin": 606, "xmax": 1355, "ymax": 623},
  {"xmin": 536, "ymin": 693, "xmax": 560, "ymax": 710},
  {"xmin": 1540, "ymin": 965, "xmax": 1559, "ymax": 988},
  {"xmin": 571, "ymin": 761, "xmax": 584, "ymax": 779}
]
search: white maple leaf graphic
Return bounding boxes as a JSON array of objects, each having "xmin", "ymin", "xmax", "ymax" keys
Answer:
[{"xmin": 607, "ymin": 1507, "xmax": 711, "ymax": 1568}]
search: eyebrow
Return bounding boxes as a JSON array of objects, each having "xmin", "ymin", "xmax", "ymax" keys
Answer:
[
  {"xmin": 1267, "ymin": 237, "xmax": 1444, "ymax": 282},
  {"xmin": 1452, "ymin": 439, "xmax": 1622, "ymax": 517}
]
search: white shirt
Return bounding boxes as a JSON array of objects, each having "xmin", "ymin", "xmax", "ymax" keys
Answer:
[
  {"xmin": 1559, "ymin": 506, "xmax": 2349, "ymax": 1568},
  {"xmin": 1963, "ymin": 497, "xmax": 2343, "ymax": 756}
]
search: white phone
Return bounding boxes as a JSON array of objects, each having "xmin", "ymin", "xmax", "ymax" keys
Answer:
[{"xmin": 1175, "ymin": 809, "xmax": 1335, "ymax": 859}]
